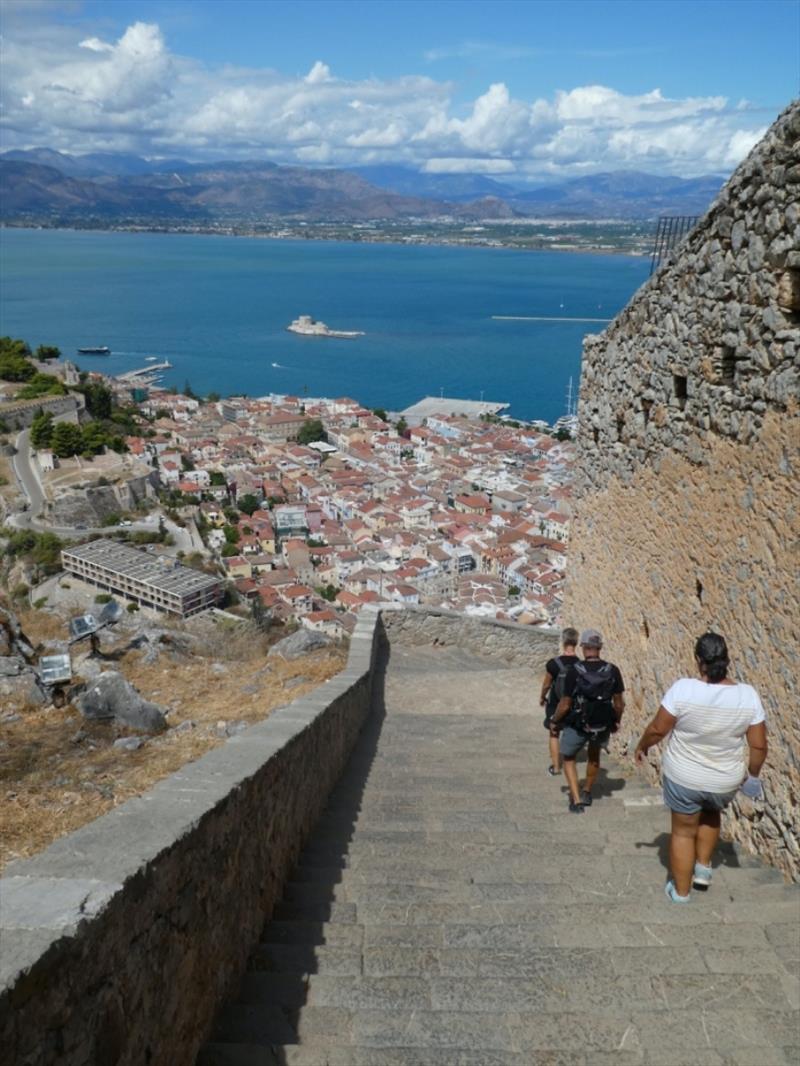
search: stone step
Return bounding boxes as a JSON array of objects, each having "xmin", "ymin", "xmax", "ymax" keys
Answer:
[
  {"xmin": 201, "ymin": 1004, "xmax": 800, "ymax": 1061},
  {"xmin": 198, "ymin": 646, "xmax": 797, "ymax": 1066}
]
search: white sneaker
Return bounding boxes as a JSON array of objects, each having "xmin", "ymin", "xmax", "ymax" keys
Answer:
[{"xmin": 693, "ymin": 862, "xmax": 713, "ymax": 890}]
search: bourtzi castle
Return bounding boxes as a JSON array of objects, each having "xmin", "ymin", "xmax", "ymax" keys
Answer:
[{"xmin": 564, "ymin": 99, "xmax": 799, "ymax": 878}]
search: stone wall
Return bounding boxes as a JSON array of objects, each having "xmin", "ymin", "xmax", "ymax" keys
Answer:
[
  {"xmin": 563, "ymin": 102, "xmax": 799, "ymax": 878},
  {"xmin": 0, "ymin": 393, "xmax": 83, "ymax": 431},
  {"xmin": 382, "ymin": 605, "xmax": 557, "ymax": 666},
  {"xmin": 0, "ymin": 611, "xmax": 380, "ymax": 1066}
]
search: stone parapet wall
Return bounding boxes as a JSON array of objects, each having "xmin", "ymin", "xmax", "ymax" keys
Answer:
[
  {"xmin": 0, "ymin": 611, "xmax": 380, "ymax": 1066},
  {"xmin": 564, "ymin": 102, "xmax": 799, "ymax": 880},
  {"xmin": 382, "ymin": 605, "xmax": 558, "ymax": 666}
]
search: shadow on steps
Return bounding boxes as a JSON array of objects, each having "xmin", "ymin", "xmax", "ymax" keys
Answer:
[{"xmin": 199, "ymin": 642, "xmax": 393, "ymax": 1063}]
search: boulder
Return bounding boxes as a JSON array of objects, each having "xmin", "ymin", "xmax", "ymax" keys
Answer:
[
  {"xmin": 75, "ymin": 671, "xmax": 168, "ymax": 734},
  {"xmin": 268, "ymin": 629, "xmax": 331, "ymax": 661},
  {"xmin": 113, "ymin": 737, "xmax": 145, "ymax": 752},
  {"xmin": 0, "ymin": 668, "xmax": 47, "ymax": 706},
  {"xmin": 0, "ymin": 656, "xmax": 24, "ymax": 677},
  {"xmin": 0, "ymin": 606, "xmax": 36, "ymax": 662}
]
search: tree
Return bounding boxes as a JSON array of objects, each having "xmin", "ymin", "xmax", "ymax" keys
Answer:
[
  {"xmin": 317, "ymin": 584, "xmax": 338, "ymax": 602},
  {"xmin": 183, "ymin": 380, "xmax": 197, "ymax": 399},
  {"xmin": 30, "ymin": 410, "xmax": 54, "ymax": 449},
  {"xmin": 17, "ymin": 373, "xmax": 66, "ymax": 399},
  {"xmin": 0, "ymin": 337, "xmax": 34, "ymax": 382},
  {"xmin": 372, "ymin": 408, "xmax": 388, "ymax": 422},
  {"xmin": 221, "ymin": 542, "xmax": 238, "ymax": 557},
  {"xmin": 555, "ymin": 427, "xmax": 572, "ymax": 441},
  {"xmin": 78, "ymin": 382, "xmax": 113, "ymax": 419},
  {"xmin": 238, "ymin": 493, "xmax": 260, "ymax": 516},
  {"xmin": 81, "ymin": 421, "xmax": 110, "ymax": 456},
  {"xmin": 297, "ymin": 419, "xmax": 326, "ymax": 445},
  {"xmin": 508, "ymin": 585, "xmax": 521, "ymax": 597},
  {"xmin": 395, "ymin": 416, "xmax": 408, "ymax": 437},
  {"xmin": 35, "ymin": 345, "xmax": 60, "ymax": 361},
  {"xmin": 207, "ymin": 391, "xmax": 221, "ymax": 403},
  {"xmin": 180, "ymin": 454, "xmax": 195, "ymax": 472},
  {"xmin": 223, "ymin": 524, "xmax": 240, "ymax": 545},
  {"xmin": 50, "ymin": 421, "xmax": 83, "ymax": 458},
  {"xmin": 209, "ymin": 471, "xmax": 227, "ymax": 486},
  {"xmin": 251, "ymin": 598, "xmax": 272, "ymax": 633}
]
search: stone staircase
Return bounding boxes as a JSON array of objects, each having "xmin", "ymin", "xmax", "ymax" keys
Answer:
[{"xmin": 198, "ymin": 643, "xmax": 800, "ymax": 1066}]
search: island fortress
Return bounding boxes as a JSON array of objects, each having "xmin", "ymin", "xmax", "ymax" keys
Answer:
[
  {"xmin": 564, "ymin": 99, "xmax": 799, "ymax": 878},
  {"xmin": 287, "ymin": 314, "xmax": 364, "ymax": 338}
]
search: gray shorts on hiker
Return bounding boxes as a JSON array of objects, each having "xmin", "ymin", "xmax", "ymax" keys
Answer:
[
  {"xmin": 559, "ymin": 725, "xmax": 610, "ymax": 758},
  {"xmin": 662, "ymin": 774, "xmax": 738, "ymax": 815}
]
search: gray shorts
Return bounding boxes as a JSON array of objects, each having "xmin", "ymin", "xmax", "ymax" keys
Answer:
[
  {"xmin": 662, "ymin": 774, "xmax": 738, "ymax": 815},
  {"xmin": 559, "ymin": 725, "xmax": 610, "ymax": 758}
]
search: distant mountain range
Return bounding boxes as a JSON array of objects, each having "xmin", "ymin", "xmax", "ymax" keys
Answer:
[{"xmin": 0, "ymin": 148, "xmax": 726, "ymax": 223}]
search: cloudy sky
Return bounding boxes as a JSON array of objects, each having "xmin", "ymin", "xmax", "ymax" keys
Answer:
[{"xmin": 1, "ymin": 0, "xmax": 797, "ymax": 181}]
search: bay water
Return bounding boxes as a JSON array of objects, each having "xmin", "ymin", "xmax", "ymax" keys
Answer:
[{"xmin": 0, "ymin": 228, "xmax": 650, "ymax": 423}]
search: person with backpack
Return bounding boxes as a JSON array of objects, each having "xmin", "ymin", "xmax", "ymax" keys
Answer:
[
  {"xmin": 549, "ymin": 628, "xmax": 625, "ymax": 813},
  {"xmin": 539, "ymin": 626, "xmax": 580, "ymax": 776}
]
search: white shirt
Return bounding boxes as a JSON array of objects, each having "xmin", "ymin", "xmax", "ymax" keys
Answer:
[{"xmin": 660, "ymin": 677, "xmax": 765, "ymax": 792}]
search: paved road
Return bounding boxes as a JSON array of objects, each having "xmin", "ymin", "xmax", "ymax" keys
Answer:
[
  {"xmin": 199, "ymin": 643, "xmax": 800, "ymax": 1066},
  {"xmin": 6, "ymin": 432, "xmax": 200, "ymax": 552},
  {"xmin": 10, "ymin": 429, "xmax": 45, "ymax": 519}
]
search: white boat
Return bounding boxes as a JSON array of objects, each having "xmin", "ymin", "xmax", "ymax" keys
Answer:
[
  {"xmin": 145, "ymin": 355, "xmax": 157, "ymax": 362},
  {"xmin": 287, "ymin": 314, "xmax": 363, "ymax": 339}
]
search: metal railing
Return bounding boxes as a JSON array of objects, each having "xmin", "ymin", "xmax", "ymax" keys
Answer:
[{"xmin": 650, "ymin": 216, "xmax": 700, "ymax": 274}]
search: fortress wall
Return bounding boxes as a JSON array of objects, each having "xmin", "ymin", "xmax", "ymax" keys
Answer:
[
  {"xmin": 563, "ymin": 102, "xmax": 800, "ymax": 879},
  {"xmin": 381, "ymin": 604, "xmax": 558, "ymax": 665}
]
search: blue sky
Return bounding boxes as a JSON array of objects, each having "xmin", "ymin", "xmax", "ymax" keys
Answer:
[{"xmin": 2, "ymin": 0, "xmax": 797, "ymax": 179}]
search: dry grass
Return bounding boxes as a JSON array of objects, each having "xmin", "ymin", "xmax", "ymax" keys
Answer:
[
  {"xmin": 0, "ymin": 614, "xmax": 347, "ymax": 870},
  {"xmin": 0, "ymin": 454, "xmax": 17, "ymax": 506}
]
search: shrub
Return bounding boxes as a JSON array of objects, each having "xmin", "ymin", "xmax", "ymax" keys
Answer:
[
  {"xmin": 126, "ymin": 602, "xmax": 139, "ymax": 613},
  {"xmin": 95, "ymin": 593, "xmax": 112, "ymax": 604},
  {"xmin": 33, "ymin": 597, "xmax": 48, "ymax": 609}
]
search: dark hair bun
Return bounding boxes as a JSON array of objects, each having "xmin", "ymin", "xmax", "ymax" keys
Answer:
[{"xmin": 695, "ymin": 632, "xmax": 729, "ymax": 682}]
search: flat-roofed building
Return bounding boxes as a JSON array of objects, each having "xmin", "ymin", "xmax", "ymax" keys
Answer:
[{"xmin": 61, "ymin": 539, "xmax": 223, "ymax": 617}]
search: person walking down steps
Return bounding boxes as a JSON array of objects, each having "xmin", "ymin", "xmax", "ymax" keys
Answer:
[
  {"xmin": 539, "ymin": 626, "xmax": 580, "ymax": 777},
  {"xmin": 549, "ymin": 628, "xmax": 625, "ymax": 813},
  {"xmin": 635, "ymin": 632, "xmax": 768, "ymax": 903}
]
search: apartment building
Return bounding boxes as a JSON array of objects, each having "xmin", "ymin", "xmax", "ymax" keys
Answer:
[{"xmin": 61, "ymin": 539, "xmax": 223, "ymax": 617}]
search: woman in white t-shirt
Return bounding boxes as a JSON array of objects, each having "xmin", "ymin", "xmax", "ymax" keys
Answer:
[{"xmin": 635, "ymin": 633, "xmax": 768, "ymax": 903}]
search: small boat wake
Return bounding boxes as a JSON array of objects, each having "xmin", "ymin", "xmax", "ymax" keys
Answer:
[{"xmin": 271, "ymin": 361, "xmax": 286, "ymax": 368}]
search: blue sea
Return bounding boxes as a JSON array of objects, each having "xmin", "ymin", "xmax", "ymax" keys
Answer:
[{"xmin": 0, "ymin": 228, "xmax": 649, "ymax": 423}]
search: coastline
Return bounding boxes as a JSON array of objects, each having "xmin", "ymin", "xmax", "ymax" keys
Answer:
[{"xmin": 0, "ymin": 219, "xmax": 651, "ymax": 258}]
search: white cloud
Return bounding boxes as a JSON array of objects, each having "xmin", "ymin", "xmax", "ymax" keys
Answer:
[
  {"xmin": 424, "ymin": 158, "xmax": 516, "ymax": 174},
  {"xmin": 305, "ymin": 61, "xmax": 332, "ymax": 85},
  {"xmin": 0, "ymin": 18, "xmax": 776, "ymax": 180},
  {"xmin": 79, "ymin": 37, "xmax": 114, "ymax": 53}
]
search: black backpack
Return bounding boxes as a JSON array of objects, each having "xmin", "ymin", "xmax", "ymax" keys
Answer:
[
  {"xmin": 571, "ymin": 661, "xmax": 617, "ymax": 733},
  {"xmin": 545, "ymin": 655, "xmax": 572, "ymax": 718}
]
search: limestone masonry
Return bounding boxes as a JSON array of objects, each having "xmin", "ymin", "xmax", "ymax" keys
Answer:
[{"xmin": 564, "ymin": 101, "xmax": 799, "ymax": 878}]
